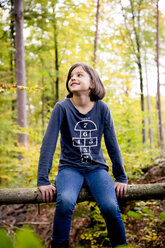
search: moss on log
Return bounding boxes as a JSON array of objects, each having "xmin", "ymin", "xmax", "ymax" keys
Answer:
[{"xmin": 0, "ymin": 183, "xmax": 165, "ymax": 205}]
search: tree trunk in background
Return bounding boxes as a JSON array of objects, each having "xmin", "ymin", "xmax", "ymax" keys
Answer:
[
  {"xmin": 10, "ymin": 0, "xmax": 16, "ymax": 115},
  {"xmin": 93, "ymin": 0, "xmax": 100, "ymax": 68},
  {"xmin": 120, "ymin": 0, "xmax": 147, "ymax": 145},
  {"xmin": 53, "ymin": 5, "xmax": 59, "ymax": 103},
  {"xmin": 144, "ymin": 51, "xmax": 153, "ymax": 148},
  {"xmin": 156, "ymin": 0, "xmax": 164, "ymax": 148},
  {"xmin": 40, "ymin": 6, "xmax": 45, "ymax": 135},
  {"xmin": 129, "ymin": 0, "xmax": 146, "ymax": 145},
  {"xmin": 14, "ymin": 0, "xmax": 27, "ymax": 146}
]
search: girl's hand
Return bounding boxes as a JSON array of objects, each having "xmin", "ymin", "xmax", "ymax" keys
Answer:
[
  {"xmin": 38, "ymin": 184, "xmax": 56, "ymax": 203},
  {"xmin": 114, "ymin": 182, "xmax": 127, "ymax": 198}
]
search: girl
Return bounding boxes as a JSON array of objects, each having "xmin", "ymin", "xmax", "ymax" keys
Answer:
[{"xmin": 37, "ymin": 63, "xmax": 127, "ymax": 248}]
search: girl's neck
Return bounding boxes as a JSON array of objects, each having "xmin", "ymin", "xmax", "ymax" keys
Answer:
[
  {"xmin": 71, "ymin": 94, "xmax": 91, "ymax": 108},
  {"xmin": 70, "ymin": 94, "xmax": 95, "ymax": 115}
]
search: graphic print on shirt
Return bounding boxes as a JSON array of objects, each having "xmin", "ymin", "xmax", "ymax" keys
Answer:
[{"xmin": 72, "ymin": 120, "xmax": 98, "ymax": 162}]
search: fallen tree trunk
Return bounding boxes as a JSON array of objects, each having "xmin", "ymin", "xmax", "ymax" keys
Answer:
[{"xmin": 0, "ymin": 183, "xmax": 165, "ymax": 205}]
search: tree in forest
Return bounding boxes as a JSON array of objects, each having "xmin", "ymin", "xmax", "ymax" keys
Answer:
[
  {"xmin": 144, "ymin": 50, "xmax": 153, "ymax": 148},
  {"xmin": 1, "ymin": 0, "xmax": 163, "ymax": 154},
  {"xmin": 52, "ymin": 2, "xmax": 59, "ymax": 103},
  {"xmin": 119, "ymin": 0, "xmax": 146, "ymax": 144},
  {"xmin": 9, "ymin": 0, "xmax": 16, "ymax": 115},
  {"xmin": 156, "ymin": 0, "xmax": 164, "ymax": 148},
  {"xmin": 93, "ymin": 0, "xmax": 100, "ymax": 68},
  {"xmin": 14, "ymin": 0, "xmax": 27, "ymax": 146}
]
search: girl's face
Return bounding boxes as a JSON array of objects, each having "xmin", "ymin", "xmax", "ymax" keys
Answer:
[{"xmin": 68, "ymin": 66, "xmax": 92, "ymax": 96}]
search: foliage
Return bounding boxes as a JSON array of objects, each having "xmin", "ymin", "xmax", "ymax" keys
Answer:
[
  {"xmin": 127, "ymin": 210, "xmax": 142, "ymax": 220},
  {"xmin": 79, "ymin": 201, "xmax": 137, "ymax": 248},
  {"xmin": 125, "ymin": 200, "xmax": 165, "ymax": 246},
  {"xmin": 160, "ymin": 212, "xmax": 165, "ymax": 222},
  {"xmin": 116, "ymin": 246, "xmax": 135, "ymax": 248},
  {"xmin": 0, "ymin": 227, "xmax": 45, "ymax": 248},
  {"xmin": 80, "ymin": 202, "xmax": 111, "ymax": 248},
  {"xmin": 0, "ymin": 229, "xmax": 14, "ymax": 248},
  {"xmin": 0, "ymin": 139, "xmax": 60, "ymax": 188},
  {"xmin": 0, "ymin": 0, "xmax": 165, "ymax": 188},
  {"xmin": 0, "ymin": 1, "xmax": 165, "ymax": 247}
]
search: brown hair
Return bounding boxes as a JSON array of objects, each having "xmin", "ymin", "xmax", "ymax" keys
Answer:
[{"xmin": 66, "ymin": 63, "xmax": 105, "ymax": 101}]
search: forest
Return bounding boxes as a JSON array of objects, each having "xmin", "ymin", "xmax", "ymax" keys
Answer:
[{"xmin": 0, "ymin": 0, "xmax": 165, "ymax": 247}]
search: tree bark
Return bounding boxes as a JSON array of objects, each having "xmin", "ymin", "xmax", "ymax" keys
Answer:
[
  {"xmin": 10, "ymin": 0, "xmax": 16, "ymax": 115},
  {"xmin": 53, "ymin": 4, "xmax": 59, "ymax": 103},
  {"xmin": 156, "ymin": 0, "xmax": 164, "ymax": 148},
  {"xmin": 129, "ymin": 0, "xmax": 146, "ymax": 144},
  {"xmin": 93, "ymin": 0, "xmax": 100, "ymax": 68},
  {"xmin": 144, "ymin": 50, "xmax": 153, "ymax": 148},
  {"xmin": 14, "ymin": 0, "xmax": 27, "ymax": 146},
  {"xmin": 120, "ymin": 0, "xmax": 146, "ymax": 144},
  {"xmin": 0, "ymin": 183, "xmax": 165, "ymax": 205}
]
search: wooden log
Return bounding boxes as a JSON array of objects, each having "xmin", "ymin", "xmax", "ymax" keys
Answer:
[{"xmin": 0, "ymin": 183, "xmax": 165, "ymax": 205}]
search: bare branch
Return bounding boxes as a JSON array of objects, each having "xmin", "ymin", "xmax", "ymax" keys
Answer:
[{"xmin": 0, "ymin": 183, "xmax": 165, "ymax": 205}]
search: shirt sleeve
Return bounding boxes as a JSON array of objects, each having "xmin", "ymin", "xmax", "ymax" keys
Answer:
[
  {"xmin": 37, "ymin": 103, "xmax": 64, "ymax": 186},
  {"xmin": 103, "ymin": 105, "xmax": 127, "ymax": 183}
]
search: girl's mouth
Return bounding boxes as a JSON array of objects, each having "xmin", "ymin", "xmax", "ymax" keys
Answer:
[{"xmin": 71, "ymin": 82, "xmax": 80, "ymax": 86}]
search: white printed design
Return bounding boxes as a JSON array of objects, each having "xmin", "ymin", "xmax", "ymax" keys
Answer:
[{"xmin": 72, "ymin": 120, "xmax": 98, "ymax": 162}]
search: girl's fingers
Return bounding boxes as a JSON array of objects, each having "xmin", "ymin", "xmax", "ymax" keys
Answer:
[
  {"xmin": 119, "ymin": 184, "xmax": 126, "ymax": 198},
  {"xmin": 123, "ymin": 184, "xmax": 127, "ymax": 197},
  {"xmin": 116, "ymin": 184, "xmax": 120, "ymax": 198},
  {"xmin": 119, "ymin": 185, "xmax": 123, "ymax": 198},
  {"xmin": 51, "ymin": 185, "xmax": 56, "ymax": 194},
  {"xmin": 114, "ymin": 182, "xmax": 118, "ymax": 197},
  {"xmin": 50, "ymin": 189, "xmax": 54, "ymax": 202},
  {"xmin": 46, "ymin": 190, "xmax": 50, "ymax": 203},
  {"xmin": 114, "ymin": 182, "xmax": 127, "ymax": 198},
  {"xmin": 50, "ymin": 186, "xmax": 56, "ymax": 202},
  {"xmin": 116, "ymin": 187, "xmax": 119, "ymax": 198},
  {"xmin": 47, "ymin": 188, "xmax": 56, "ymax": 203},
  {"xmin": 39, "ymin": 185, "xmax": 57, "ymax": 203},
  {"xmin": 42, "ymin": 191, "xmax": 46, "ymax": 202}
]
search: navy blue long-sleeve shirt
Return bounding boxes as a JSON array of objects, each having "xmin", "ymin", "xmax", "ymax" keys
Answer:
[{"xmin": 37, "ymin": 98, "xmax": 127, "ymax": 186}]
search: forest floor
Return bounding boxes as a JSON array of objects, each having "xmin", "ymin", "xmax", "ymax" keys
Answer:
[{"xmin": 0, "ymin": 158, "xmax": 165, "ymax": 248}]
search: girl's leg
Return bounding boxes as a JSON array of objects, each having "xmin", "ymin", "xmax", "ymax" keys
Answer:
[
  {"xmin": 52, "ymin": 168, "xmax": 84, "ymax": 244},
  {"xmin": 85, "ymin": 168, "xmax": 127, "ymax": 248}
]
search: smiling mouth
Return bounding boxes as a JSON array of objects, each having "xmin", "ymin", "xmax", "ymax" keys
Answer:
[{"xmin": 71, "ymin": 82, "xmax": 80, "ymax": 86}]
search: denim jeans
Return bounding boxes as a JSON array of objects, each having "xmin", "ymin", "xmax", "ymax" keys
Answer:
[{"xmin": 52, "ymin": 167, "xmax": 127, "ymax": 247}]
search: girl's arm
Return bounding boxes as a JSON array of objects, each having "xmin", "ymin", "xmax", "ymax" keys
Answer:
[
  {"xmin": 103, "ymin": 106, "xmax": 127, "ymax": 184},
  {"xmin": 37, "ymin": 103, "xmax": 64, "ymax": 187},
  {"xmin": 103, "ymin": 107, "xmax": 127, "ymax": 198}
]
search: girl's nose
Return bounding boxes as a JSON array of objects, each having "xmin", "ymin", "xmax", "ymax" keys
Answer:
[{"xmin": 71, "ymin": 75, "xmax": 76, "ymax": 80}]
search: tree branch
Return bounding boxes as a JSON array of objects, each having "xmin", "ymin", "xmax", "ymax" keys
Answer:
[{"xmin": 0, "ymin": 183, "xmax": 165, "ymax": 205}]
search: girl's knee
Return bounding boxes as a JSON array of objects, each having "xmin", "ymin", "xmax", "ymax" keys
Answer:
[
  {"xmin": 100, "ymin": 199, "xmax": 120, "ymax": 218},
  {"xmin": 56, "ymin": 192, "xmax": 76, "ymax": 215}
]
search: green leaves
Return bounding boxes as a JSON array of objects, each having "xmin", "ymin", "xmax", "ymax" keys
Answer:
[
  {"xmin": 127, "ymin": 210, "xmax": 142, "ymax": 220},
  {"xmin": 15, "ymin": 228, "xmax": 44, "ymax": 248},
  {"xmin": 142, "ymin": 207, "xmax": 154, "ymax": 216},
  {"xmin": 160, "ymin": 212, "xmax": 165, "ymax": 222},
  {"xmin": 116, "ymin": 245, "xmax": 135, "ymax": 248},
  {"xmin": 127, "ymin": 206, "xmax": 156, "ymax": 220},
  {"xmin": 0, "ymin": 229, "xmax": 14, "ymax": 248},
  {"xmin": 0, "ymin": 227, "xmax": 45, "ymax": 248}
]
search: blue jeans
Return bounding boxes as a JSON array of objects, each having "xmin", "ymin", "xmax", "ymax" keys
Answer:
[{"xmin": 52, "ymin": 167, "xmax": 127, "ymax": 247}]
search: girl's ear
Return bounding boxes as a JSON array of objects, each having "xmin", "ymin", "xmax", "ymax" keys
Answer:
[{"xmin": 89, "ymin": 80, "xmax": 94, "ymax": 89}]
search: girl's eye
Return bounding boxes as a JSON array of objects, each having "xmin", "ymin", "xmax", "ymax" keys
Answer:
[{"xmin": 78, "ymin": 74, "xmax": 83, "ymax": 77}]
